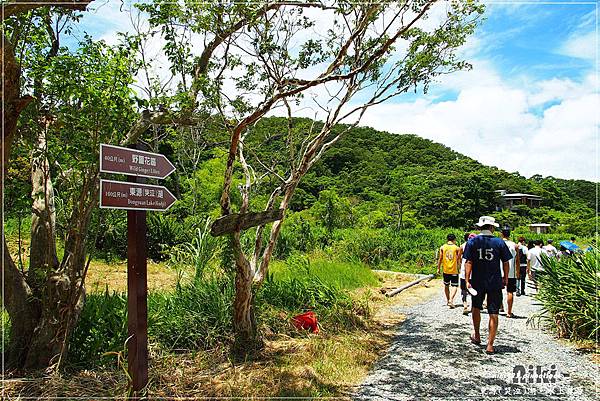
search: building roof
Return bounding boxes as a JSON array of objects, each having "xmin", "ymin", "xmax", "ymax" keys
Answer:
[
  {"xmin": 502, "ymin": 193, "xmax": 542, "ymax": 200},
  {"xmin": 529, "ymin": 223, "xmax": 551, "ymax": 227}
]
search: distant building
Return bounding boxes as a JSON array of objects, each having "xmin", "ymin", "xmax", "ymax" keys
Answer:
[
  {"xmin": 495, "ymin": 190, "xmax": 543, "ymax": 210},
  {"xmin": 529, "ymin": 223, "xmax": 551, "ymax": 234}
]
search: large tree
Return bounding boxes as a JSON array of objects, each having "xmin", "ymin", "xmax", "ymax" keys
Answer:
[
  {"xmin": 135, "ymin": 0, "xmax": 484, "ymax": 352},
  {"xmin": 2, "ymin": 1, "xmax": 138, "ymax": 369}
]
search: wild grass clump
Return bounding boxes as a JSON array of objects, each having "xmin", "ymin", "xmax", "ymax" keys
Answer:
[
  {"xmin": 332, "ymin": 228, "xmax": 447, "ymax": 272},
  {"xmin": 536, "ymin": 250, "xmax": 599, "ymax": 342},
  {"xmin": 148, "ymin": 277, "xmax": 234, "ymax": 351},
  {"xmin": 259, "ymin": 255, "xmax": 374, "ymax": 333},
  {"xmin": 68, "ymin": 278, "xmax": 234, "ymax": 368},
  {"xmin": 270, "ymin": 253, "xmax": 379, "ymax": 289},
  {"xmin": 68, "ymin": 289, "xmax": 128, "ymax": 368}
]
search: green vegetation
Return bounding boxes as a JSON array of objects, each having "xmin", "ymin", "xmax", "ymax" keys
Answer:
[
  {"xmin": 67, "ymin": 254, "xmax": 376, "ymax": 369},
  {"xmin": 5, "ymin": 117, "xmax": 595, "ymax": 370},
  {"xmin": 2, "ymin": 0, "xmax": 596, "ymax": 377},
  {"xmin": 535, "ymin": 250, "xmax": 599, "ymax": 342}
]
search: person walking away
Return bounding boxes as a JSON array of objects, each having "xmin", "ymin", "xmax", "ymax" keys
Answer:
[
  {"xmin": 464, "ymin": 216, "xmax": 512, "ymax": 355},
  {"xmin": 517, "ymin": 237, "xmax": 528, "ymax": 296},
  {"xmin": 438, "ymin": 233, "xmax": 460, "ymax": 309},
  {"xmin": 527, "ymin": 240, "xmax": 544, "ymax": 287},
  {"xmin": 459, "ymin": 233, "xmax": 477, "ymax": 315},
  {"xmin": 543, "ymin": 239, "xmax": 558, "ymax": 257},
  {"xmin": 500, "ymin": 228, "xmax": 519, "ymax": 317}
]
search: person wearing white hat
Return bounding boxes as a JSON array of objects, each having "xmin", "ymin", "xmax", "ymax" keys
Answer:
[{"xmin": 464, "ymin": 216, "xmax": 512, "ymax": 355}]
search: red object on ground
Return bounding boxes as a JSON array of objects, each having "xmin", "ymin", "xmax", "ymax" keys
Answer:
[{"xmin": 292, "ymin": 311, "xmax": 319, "ymax": 334}]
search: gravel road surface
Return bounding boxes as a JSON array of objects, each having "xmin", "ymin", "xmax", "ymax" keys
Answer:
[{"xmin": 355, "ymin": 280, "xmax": 598, "ymax": 401}]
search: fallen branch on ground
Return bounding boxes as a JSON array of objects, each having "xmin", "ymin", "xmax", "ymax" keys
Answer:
[{"xmin": 385, "ymin": 274, "xmax": 435, "ymax": 298}]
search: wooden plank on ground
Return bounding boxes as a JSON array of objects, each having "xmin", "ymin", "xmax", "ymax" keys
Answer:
[{"xmin": 385, "ymin": 274, "xmax": 435, "ymax": 297}]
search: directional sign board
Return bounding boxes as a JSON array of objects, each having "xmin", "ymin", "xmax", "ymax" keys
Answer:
[
  {"xmin": 100, "ymin": 144, "xmax": 176, "ymax": 179},
  {"xmin": 100, "ymin": 179, "xmax": 176, "ymax": 211}
]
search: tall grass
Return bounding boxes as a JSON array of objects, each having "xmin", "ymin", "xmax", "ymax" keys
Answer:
[
  {"xmin": 536, "ymin": 250, "xmax": 599, "ymax": 342},
  {"xmin": 148, "ymin": 277, "xmax": 234, "ymax": 351},
  {"xmin": 331, "ymin": 228, "xmax": 448, "ymax": 273},
  {"xmin": 67, "ymin": 255, "xmax": 374, "ymax": 368},
  {"xmin": 168, "ymin": 218, "xmax": 221, "ymax": 281},
  {"xmin": 325, "ymin": 227, "xmax": 585, "ymax": 273},
  {"xmin": 270, "ymin": 253, "xmax": 379, "ymax": 290},
  {"xmin": 68, "ymin": 289, "xmax": 128, "ymax": 368},
  {"xmin": 68, "ymin": 278, "xmax": 233, "ymax": 367}
]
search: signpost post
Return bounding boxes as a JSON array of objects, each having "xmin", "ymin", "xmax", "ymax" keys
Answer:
[
  {"xmin": 99, "ymin": 143, "xmax": 176, "ymax": 394},
  {"xmin": 127, "ymin": 172, "xmax": 148, "ymax": 393}
]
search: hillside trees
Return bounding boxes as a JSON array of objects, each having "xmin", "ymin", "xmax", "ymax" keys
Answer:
[
  {"xmin": 132, "ymin": 0, "xmax": 484, "ymax": 352},
  {"xmin": 2, "ymin": 2, "xmax": 137, "ymax": 368}
]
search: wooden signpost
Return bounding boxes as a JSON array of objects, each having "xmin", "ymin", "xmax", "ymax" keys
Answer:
[
  {"xmin": 99, "ymin": 180, "xmax": 176, "ymax": 211},
  {"xmin": 210, "ymin": 209, "xmax": 284, "ymax": 237},
  {"xmin": 100, "ymin": 143, "xmax": 175, "ymax": 179},
  {"xmin": 99, "ymin": 143, "xmax": 176, "ymax": 394}
]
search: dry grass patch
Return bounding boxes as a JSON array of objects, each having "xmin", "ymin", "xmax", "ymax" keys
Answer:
[{"xmin": 86, "ymin": 259, "xmax": 179, "ymax": 292}]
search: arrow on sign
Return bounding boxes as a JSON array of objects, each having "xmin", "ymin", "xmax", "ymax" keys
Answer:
[
  {"xmin": 100, "ymin": 144, "xmax": 176, "ymax": 179},
  {"xmin": 100, "ymin": 179, "xmax": 176, "ymax": 211}
]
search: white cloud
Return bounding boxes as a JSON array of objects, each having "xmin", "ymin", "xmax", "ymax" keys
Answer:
[
  {"xmin": 558, "ymin": 30, "xmax": 597, "ymax": 61},
  {"xmin": 356, "ymin": 66, "xmax": 598, "ymax": 181}
]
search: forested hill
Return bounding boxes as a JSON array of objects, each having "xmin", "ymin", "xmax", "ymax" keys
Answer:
[{"xmin": 239, "ymin": 117, "xmax": 596, "ymax": 233}]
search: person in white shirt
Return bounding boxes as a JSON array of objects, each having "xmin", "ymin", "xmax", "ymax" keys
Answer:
[
  {"xmin": 458, "ymin": 232, "xmax": 477, "ymax": 315},
  {"xmin": 500, "ymin": 228, "xmax": 519, "ymax": 318},
  {"xmin": 527, "ymin": 240, "xmax": 544, "ymax": 287},
  {"xmin": 543, "ymin": 239, "xmax": 558, "ymax": 258}
]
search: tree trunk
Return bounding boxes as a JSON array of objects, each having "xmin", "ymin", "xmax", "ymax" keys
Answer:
[
  {"xmin": 23, "ymin": 272, "xmax": 73, "ymax": 369},
  {"xmin": 231, "ymin": 254, "xmax": 261, "ymax": 356},
  {"xmin": 24, "ymin": 175, "xmax": 98, "ymax": 369},
  {"xmin": 397, "ymin": 200, "xmax": 404, "ymax": 231},
  {"xmin": 3, "ymin": 237, "xmax": 41, "ymax": 369},
  {"xmin": 229, "ymin": 225, "xmax": 263, "ymax": 356},
  {"xmin": 1, "ymin": 31, "xmax": 40, "ymax": 370},
  {"xmin": 29, "ymin": 125, "xmax": 60, "ymax": 285}
]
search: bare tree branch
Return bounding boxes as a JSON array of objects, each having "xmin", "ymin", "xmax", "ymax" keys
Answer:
[{"xmin": 1, "ymin": 0, "xmax": 94, "ymax": 20}]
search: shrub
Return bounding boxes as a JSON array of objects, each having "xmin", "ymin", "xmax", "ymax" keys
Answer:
[
  {"xmin": 94, "ymin": 210, "xmax": 192, "ymax": 261},
  {"xmin": 536, "ymin": 250, "xmax": 599, "ymax": 342}
]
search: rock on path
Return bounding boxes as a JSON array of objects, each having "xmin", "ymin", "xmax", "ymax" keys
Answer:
[{"xmin": 355, "ymin": 281, "xmax": 598, "ymax": 401}]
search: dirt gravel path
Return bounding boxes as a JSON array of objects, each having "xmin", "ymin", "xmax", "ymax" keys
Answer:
[{"xmin": 355, "ymin": 280, "xmax": 598, "ymax": 401}]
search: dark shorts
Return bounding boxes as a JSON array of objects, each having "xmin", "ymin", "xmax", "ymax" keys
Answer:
[
  {"xmin": 460, "ymin": 278, "xmax": 467, "ymax": 291},
  {"xmin": 506, "ymin": 278, "xmax": 517, "ymax": 293},
  {"xmin": 443, "ymin": 273, "xmax": 459, "ymax": 287},
  {"xmin": 472, "ymin": 288, "xmax": 503, "ymax": 315}
]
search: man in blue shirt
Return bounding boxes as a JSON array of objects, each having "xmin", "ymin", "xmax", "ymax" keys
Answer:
[{"xmin": 464, "ymin": 216, "xmax": 512, "ymax": 355}]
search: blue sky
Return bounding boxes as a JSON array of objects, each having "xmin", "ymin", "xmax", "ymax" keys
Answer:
[
  {"xmin": 358, "ymin": 1, "xmax": 598, "ymax": 181},
  {"xmin": 76, "ymin": 0, "xmax": 598, "ymax": 181},
  {"xmin": 481, "ymin": 3, "xmax": 595, "ymax": 81}
]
